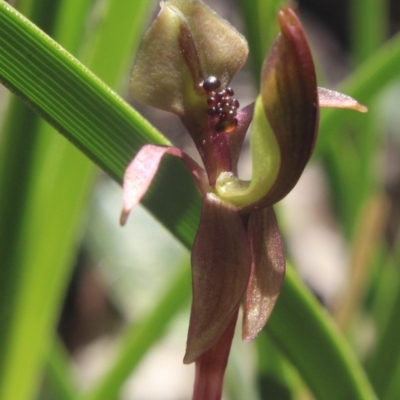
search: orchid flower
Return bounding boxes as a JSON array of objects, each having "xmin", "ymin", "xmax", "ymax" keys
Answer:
[{"xmin": 120, "ymin": 1, "xmax": 367, "ymax": 398}]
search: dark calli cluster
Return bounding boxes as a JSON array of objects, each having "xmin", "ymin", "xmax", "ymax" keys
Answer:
[{"xmin": 203, "ymin": 76, "xmax": 240, "ymax": 133}]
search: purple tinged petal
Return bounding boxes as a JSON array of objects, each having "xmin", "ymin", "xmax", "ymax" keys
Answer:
[
  {"xmin": 318, "ymin": 87, "xmax": 368, "ymax": 112},
  {"xmin": 243, "ymin": 206, "xmax": 285, "ymax": 342},
  {"xmin": 120, "ymin": 144, "xmax": 207, "ymax": 226},
  {"xmin": 192, "ymin": 308, "xmax": 238, "ymax": 400},
  {"xmin": 184, "ymin": 193, "xmax": 251, "ymax": 364},
  {"xmin": 258, "ymin": 7, "xmax": 319, "ymax": 206}
]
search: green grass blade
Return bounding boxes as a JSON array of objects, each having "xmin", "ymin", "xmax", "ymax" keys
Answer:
[
  {"xmin": 0, "ymin": 0, "xmax": 157, "ymax": 398},
  {"xmin": 267, "ymin": 266, "xmax": 377, "ymax": 400},
  {"xmin": 317, "ymin": 31, "xmax": 400, "ymax": 156},
  {"xmin": 0, "ymin": 1, "xmax": 165, "ymax": 181},
  {"xmin": 367, "ymin": 285, "xmax": 400, "ymax": 398},
  {"xmin": 350, "ymin": 0, "xmax": 388, "ymax": 64},
  {"xmin": 321, "ymin": 110, "xmax": 380, "ymax": 237},
  {"xmin": 51, "ymin": 0, "xmax": 93, "ymax": 54},
  {"xmin": 0, "ymin": 139, "xmax": 95, "ymax": 400},
  {"xmin": 0, "ymin": 0, "xmax": 201, "ymax": 246},
  {"xmin": 0, "ymin": 0, "xmax": 92, "ymax": 393},
  {"xmin": 78, "ymin": 258, "xmax": 191, "ymax": 400},
  {"xmin": 256, "ymin": 334, "xmax": 307, "ymax": 399},
  {"xmin": 0, "ymin": 98, "xmax": 40, "ymax": 361},
  {"xmin": 367, "ymin": 237, "xmax": 400, "ymax": 398},
  {"xmin": 384, "ymin": 357, "xmax": 400, "ymax": 400},
  {"xmin": 237, "ymin": 0, "xmax": 285, "ymax": 83},
  {"xmin": 322, "ymin": 0, "xmax": 388, "ymax": 237},
  {"xmin": 45, "ymin": 340, "xmax": 77, "ymax": 400},
  {"xmin": 0, "ymin": 0, "xmax": 86, "ymax": 381},
  {"xmin": 80, "ymin": 0, "xmax": 155, "ymax": 88}
]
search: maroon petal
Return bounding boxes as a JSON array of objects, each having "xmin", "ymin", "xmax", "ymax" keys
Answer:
[
  {"xmin": 184, "ymin": 193, "xmax": 250, "ymax": 364},
  {"xmin": 120, "ymin": 144, "xmax": 207, "ymax": 225},
  {"xmin": 192, "ymin": 308, "xmax": 238, "ymax": 400},
  {"xmin": 243, "ymin": 206, "xmax": 285, "ymax": 342},
  {"xmin": 258, "ymin": 7, "xmax": 319, "ymax": 206}
]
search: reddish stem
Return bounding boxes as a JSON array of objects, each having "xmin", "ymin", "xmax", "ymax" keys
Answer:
[{"xmin": 192, "ymin": 308, "xmax": 239, "ymax": 400}]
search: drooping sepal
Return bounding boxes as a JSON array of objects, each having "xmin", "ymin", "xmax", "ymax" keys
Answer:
[
  {"xmin": 120, "ymin": 144, "xmax": 207, "ymax": 225},
  {"xmin": 242, "ymin": 206, "xmax": 285, "ymax": 342},
  {"xmin": 184, "ymin": 193, "xmax": 250, "ymax": 364}
]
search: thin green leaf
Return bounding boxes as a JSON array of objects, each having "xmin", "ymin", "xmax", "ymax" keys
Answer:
[
  {"xmin": 0, "ymin": 1, "xmax": 164, "ymax": 181},
  {"xmin": 45, "ymin": 340, "xmax": 77, "ymax": 400},
  {"xmin": 384, "ymin": 358, "xmax": 400, "ymax": 400},
  {"xmin": 237, "ymin": 0, "xmax": 285, "ymax": 84},
  {"xmin": 0, "ymin": 0, "xmax": 91, "ymax": 392},
  {"xmin": 81, "ymin": 0, "xmax": 155, "ymax": 88},
  {"xmin": 0, "ymin": 0, "xmax": 157, "ymax": 399},
  {"xmin": 0, "ymin": 0, "xmax": 90, "ymax": 384},
  {"xmin": 256, "ymin": 333, "xmax": 307, "ymax": 399},
  {"xmin": 367, "ymin": 235, "xmax": 400, "ymax": 398},
  {"xmin": 317, "ymin": 31, "xmax": 400, "ymax": 156},
  {"xmin": 321, "ymin": 109, "xmax": 380, "ymax": 237},
  {"xmin": 350, "ymin": 0, "xmax": 388, "ymax": 64},
  {"xmin": 322, "ymin": 0, "xmax": 388, "ymax": 236},
  {"xmin": 267, "ymin": 266, "xmax": 377, "ymax": 400},
  {"xmin": 51, "ymin": 0, "xmax": 93, "ymax": 54},
  {"xmin": 0, "ymin": 97, "xmax": 40, "ymax": 363},
  {"xmin": 368, "ymin": 282, "xmax": 400, "ymax": 398},
  {"xmin": 0, "ymin": 0, "xmax": 202, "ymax": 245},
  {"xmin": 0, "ymin": 139, "xmax": 94, "ymax": 400},
  {"xmin": 77, "ymin": 258, "xmax": 191, "ymax": 400}
]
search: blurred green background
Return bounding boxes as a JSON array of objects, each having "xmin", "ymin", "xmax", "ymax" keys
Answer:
[{"xmin": 1, "ymin": 0, "xmax": 400, "ymax": 399}]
